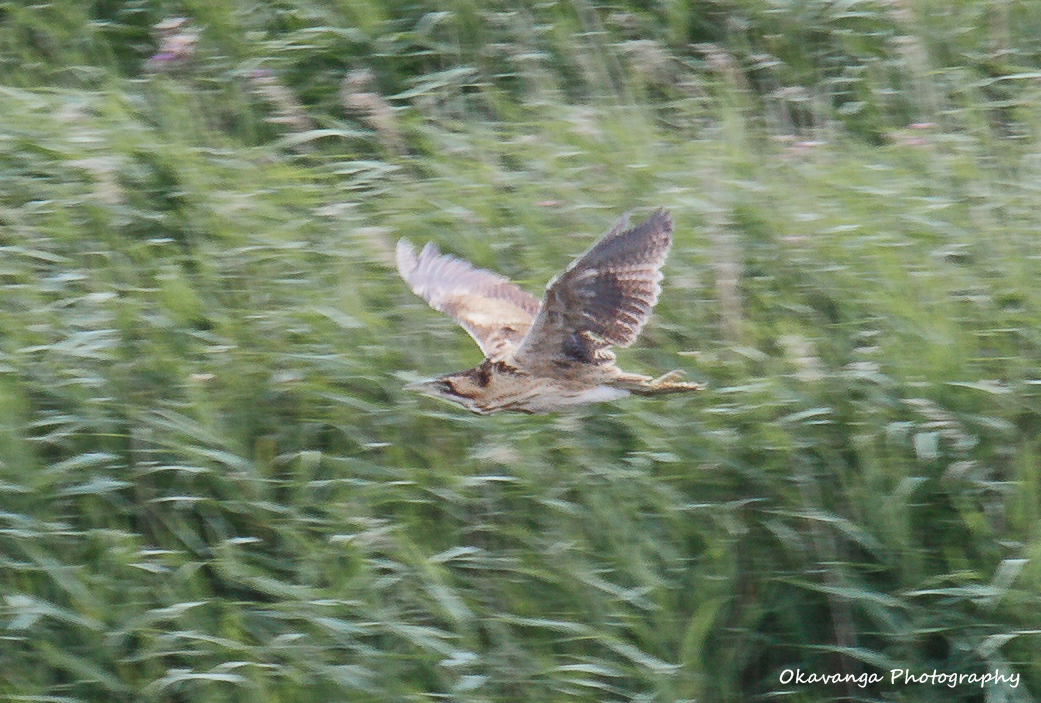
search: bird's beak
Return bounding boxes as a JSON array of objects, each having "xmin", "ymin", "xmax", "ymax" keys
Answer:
[{"xmin": 403, "ymin": 379, "xmax": 442, "ymax": 397}]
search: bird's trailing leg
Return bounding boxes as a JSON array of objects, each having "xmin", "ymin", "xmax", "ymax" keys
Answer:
[
  {"xmin": 611, "ymin": 370, "xmax": 703, "ymax": 396},
  {"xmin": 647, "ymin": 369, "xmax": 704, "ymax": 394}
]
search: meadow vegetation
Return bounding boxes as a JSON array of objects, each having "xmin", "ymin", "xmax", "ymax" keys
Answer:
[{"xmin": 3, "ymin": 0, "xmax": 1041, "ymax": 700}]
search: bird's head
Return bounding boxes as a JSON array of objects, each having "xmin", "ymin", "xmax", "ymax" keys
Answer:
[{"xmin": 404, "ymin": 371, "xmax": 490, "ymax": 415}]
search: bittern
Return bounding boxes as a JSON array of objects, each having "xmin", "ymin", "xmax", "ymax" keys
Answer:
[{"xmin": 396, "ymin": 209, "xmax": 701, "ymax": 414}]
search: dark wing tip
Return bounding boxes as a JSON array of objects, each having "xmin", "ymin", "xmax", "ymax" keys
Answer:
[
  {"xmin": 571, "ymin": 207, "xmax": 674, "ymax": 276},
  {"xmin": 645, "ymin": 208, "xmax": 673, "ymax": 258},
  {"xmin": 640, "ymin": 208, "xmax": 673, "ymax": 251},
  {"xmin": 606, "ymin": 208, "xmax": 671, "ymax": 238},
  {"xmin": 651, "ymin": 208, "xmax": 673, "ymax": 236}
]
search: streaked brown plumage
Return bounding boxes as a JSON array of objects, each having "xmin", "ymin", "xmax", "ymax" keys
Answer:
[{"xmin": 396, "ymin": 209, "xmax": 702, "ymax": 414}]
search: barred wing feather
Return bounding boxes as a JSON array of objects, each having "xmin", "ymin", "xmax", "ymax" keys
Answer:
[
  {"xmin": 396, "ymin": 239, "xmax": 541, "ymax": 358},
  {"xmin": 515, "ymin": 209, "xmax": 673, "ymax": 366}
]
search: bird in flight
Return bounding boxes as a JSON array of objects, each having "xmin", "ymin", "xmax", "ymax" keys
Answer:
[{"xmin": 396, "ymin": 209, "xmax": 702, "ymax": 414}]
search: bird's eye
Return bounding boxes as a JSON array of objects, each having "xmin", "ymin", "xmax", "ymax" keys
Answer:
[{"xmin": 439, "ymin": 379, "xmax": 456, "ymax": 394}]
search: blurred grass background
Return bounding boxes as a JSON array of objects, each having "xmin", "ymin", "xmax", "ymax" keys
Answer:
[{"xmin": 3, "ymin": 0, "xmax": 1041, "ymax": 700}]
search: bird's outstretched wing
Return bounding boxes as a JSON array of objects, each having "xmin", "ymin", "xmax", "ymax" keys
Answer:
[
  {"xmin": 514, "ymin": 209, "xmax": 673, "ymax": 367},
  {"xmin": 397, "ymin": 239, "xmax": 542, "ymax": 358}
]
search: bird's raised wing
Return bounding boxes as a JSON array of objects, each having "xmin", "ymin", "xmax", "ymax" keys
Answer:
[
  {"xmin": 514, "ymin": 209, "xmax": 673, "ymax": 367},
  {"xmin": 397, "ymin": 239, "xmax": 542, "ymax": 358}
]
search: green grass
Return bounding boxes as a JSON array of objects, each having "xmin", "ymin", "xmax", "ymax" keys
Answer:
[{"xmin": 3, "ymin": 1, "xmax": 1041, "ymax": 701}]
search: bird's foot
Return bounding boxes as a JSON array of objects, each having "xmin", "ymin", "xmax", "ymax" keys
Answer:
[
  {"xmin": 649, "ymin": 369, "xmax": 689, "ymax": 388},
  {"xmin": 634, "ymin": 370, "xmax": 704, "ymax": 395}
]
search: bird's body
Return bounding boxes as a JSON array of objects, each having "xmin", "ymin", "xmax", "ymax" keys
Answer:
[{"xmin": 396, "ymin": 209, "xmax": 701, "ymax": 414}]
